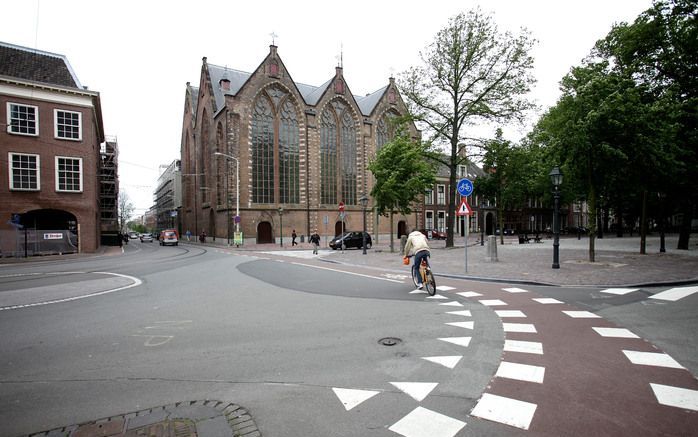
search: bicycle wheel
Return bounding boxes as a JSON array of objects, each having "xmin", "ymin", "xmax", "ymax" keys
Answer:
[
  {"xmin": 411, "ymin": 264, "xmax": 420, "ymax": 288},
  {"xmin": 424, "ymin": 268, "xmax": 436, "ymax": 296}
]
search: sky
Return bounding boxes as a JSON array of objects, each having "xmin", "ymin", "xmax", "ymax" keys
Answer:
[{"xmin": 1, "ymin": 0, "xmax": 653, "ymax": 214}]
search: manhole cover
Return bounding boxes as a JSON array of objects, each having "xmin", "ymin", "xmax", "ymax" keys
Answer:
[{"xmin": 378, "ymin": 337, "xmax": 402, "ymax": 346}]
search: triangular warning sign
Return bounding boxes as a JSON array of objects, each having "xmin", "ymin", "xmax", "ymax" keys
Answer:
[{"xmin": 456, "ymin": 199, "xmax": 472, "ymax": 216}]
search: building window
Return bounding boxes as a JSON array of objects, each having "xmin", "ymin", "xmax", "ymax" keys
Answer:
[
  {"xmin": 56, "ymin": 156, "xmax": 82, "ymax": 192},
  {"xmin": 252, "ymin": 96, "xmax": 274, "ymax": 204},
  {"xmin": 9, "ymin": 152, "xmax": 40, "ymax": 190},
  {"xmin": 279, "ymin": 100, "xmax": 299, "ymax": 204},
  {"xmin": 54, "ymin": 109, "xmax": 82, "ymax": 140},
  {"xmin": 457, "ymin": 164, "xmax": 467, "ymax": 178},
  {"xmin": 7, "ymin": 103, "xmax": 38, "ymax": 136},
  {"xmin": 426, "ymin": 210, "xmax": 434, "ymax": 229},
  {"xmin": 437, "ymin": 211, "xmax": 446, "ymax": 232},
  {"xmin": 425, "ymin": 189, "xmax": 433, "ymax": 205},
  {"xmin": 376, "ymin": 111, "xmax": 399, "ymax": 152},
  {"xmin": 437, "ymin": 185, "xmax": 446, "ymax": 205},
  {"xmin": 321, "ymin": 100, "xmax": 356, "ymax": 205}
]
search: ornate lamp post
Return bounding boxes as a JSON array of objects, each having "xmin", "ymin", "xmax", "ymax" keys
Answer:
[
  {"xmin": 359, "ymin": 194, "xmax": 369, "ymax": 255},
  {"xmin": 278, "ymin": 207, "xmax": 284, "ymax": 247},
  {"xmin": 549, "ymin": 167, "xmax": 563, "ymax": 269}
]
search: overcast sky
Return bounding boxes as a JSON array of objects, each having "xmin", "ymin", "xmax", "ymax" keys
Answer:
[{"xmin": 1, "ymin": 0, "xmax": 653, "ymax": 214}]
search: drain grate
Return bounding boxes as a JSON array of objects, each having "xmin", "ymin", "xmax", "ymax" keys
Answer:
[{"xmin": 378, "ymin": 337, "xmax": 402, "ymax": 346}]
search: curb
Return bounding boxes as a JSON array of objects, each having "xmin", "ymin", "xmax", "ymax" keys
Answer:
[{"xmin": 25, "ymin": 400, "xmax": 260, "ymax": 437}]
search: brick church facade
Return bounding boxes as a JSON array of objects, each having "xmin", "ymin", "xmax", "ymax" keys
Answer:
[{"xmin": 179, "ymin": 45, "xmax": 421, "ymax": 244}]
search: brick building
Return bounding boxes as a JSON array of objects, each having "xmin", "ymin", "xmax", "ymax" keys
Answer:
[
  {"xmin": 0, "ymin": 42, "xmax": 105, "ymax": 255},
  {"xmin": 180, "ymin": 45, "xmax": 420, "ymax": 244}
]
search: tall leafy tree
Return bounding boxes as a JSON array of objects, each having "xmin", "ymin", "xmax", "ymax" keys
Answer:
[
  {"xmin": 399, "ymin": 8, "xmax": 536, "ymax": 247},
  {"xmin": 368, "ymin": 128, "xmax": 436, "ymax": 252}
]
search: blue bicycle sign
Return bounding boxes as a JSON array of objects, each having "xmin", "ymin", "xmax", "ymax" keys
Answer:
[{"xmin": 457, "ymin": 178, "xmax": 474, "ymax": 197}]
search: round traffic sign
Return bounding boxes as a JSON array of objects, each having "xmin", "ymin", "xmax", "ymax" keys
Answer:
[
  {"xmin": 339, "ymin": 202, "xmax": 345, "ymax": 212},
  {"xmin": 457, "ymin": 178, "xmax": 474, "ymax": 197}
]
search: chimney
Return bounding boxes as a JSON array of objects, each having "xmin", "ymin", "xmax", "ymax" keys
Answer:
[{"xmin": 220, "ymin": 69, "xmax": 231, "ymax": 91}]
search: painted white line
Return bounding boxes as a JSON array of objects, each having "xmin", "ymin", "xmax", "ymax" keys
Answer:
[
  {"xmin": 438, "ymin": 337, "xmax": 472, "ymax": 347},
  {"xmin": 436, "ymin": 285, "xmax": 456, "ymax": 291},
  {"xmin": 471, "ymin": 393, "xmax": 537, "ymax": 430},
  {"xmin": 496, "ymin": 361, "xmax": 545, "ymax": 383},
  {"xmin": 599, "ymin": 288, "xmax": 639, "ymax": 295},
  {"xmin": 0, "ymin": 272, "xmax": 142, "ymax": 311},
  {"xmin": 422, "ymin": 356, "xmax": 463, "ymax": 369},
  {"xmin": 479, "ymin": 299, "xmax": 507, "ymax": 306},
  {"xmin": 502, "ymin": 323, "xmax": 537, "ymax": 333},
  {"xmin": 410, "ymin": 289, "xmax": 428, "ymax": 294},
  {"xmin": 504, "ymin": 339, "xmax": 543, "ymax": 355},
  {"xmin": 332, "ymin": 387, "xmax": 380, "ymax": 411},
  {"xmin": 426, "ymin": 294, "xmax": 449, "ymax": 300},
  {"xmin": 502, "ymin": 287, "xmax": 528, "ymax": 293},
  {"xmin": 495, "ymin": 310, "xmax": 526, "ymax": 318},
  {"xmin": 623, "ymin": 350, "xmax": 685, "ymax": 369},
  {"xmin": 390, "ymin": 382, "xmax": 439, "ymax": 402},
  {"xmin": 649, "ymin": 286, "xmax": 698, "ymax": 302},
  {"xmin": 445, "ymin": 321, "xmax": 474, "ymax": 330},
  {"xmin": 439, "ymin": 301, "xmax": 464, "ymax": 307},
  {"xmin": 289, "ymin": 262, "xmax": 403, "ymax": 283},
  {"xmin": 389, "ymin": 406, "xmax": 466, "ymax": 437},
  {"xmin": 592, "ymin": 327, "xmax": 640, "ymax": 338},
  {"xmin": 650, "ymin": 384, "xmax": 698, "ymax": 411},
  {"xmin": 446, "ymin": 310, "xmax": 472, "ymax": 317},
  {"xmin": 532, "ymin": 298, "xmax": 563, "ymax": 304},
  {"xmin": 457, "ymin": 291, "xmax": 482, "ymax": 298},
  {"xmin": 562, "ymin": 310, "xmax": 601, "ymax": 318}
]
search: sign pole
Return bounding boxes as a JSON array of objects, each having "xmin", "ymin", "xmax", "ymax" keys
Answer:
[{"xmin": 465, "ymin": 215, "xmax": 469, "ymax": 274}]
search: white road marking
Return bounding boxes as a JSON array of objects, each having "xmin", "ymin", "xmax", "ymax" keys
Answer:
[
  {"xmin": 562, "ymin": 310, "xmax": 601, "ymax": 318},
  {"xmin": 592, "ymin": 327, "xmax": 640, "ymax": 338},
  {"xmin": 502, "ymin": 287, "xmax": 529, "ymax": 293},
  {"xmin": 439, "ymin": 301, "xmax": 464, "ymax": 307},
  {"xmin": 479, "ymin": 299, "xmax": 507, "ymax": 306},
  {"xmin": 446, "ymin": 310, "xmax": 472, "ymax": 317},
  {"xmin": 495, "ymin": 310, "xmax": 527, "ymax": 318},
  {"xmin": 438, "ymin": 337, "xmax": 472, "ymax": 347},
  {"xmin": 389, "ymin": 406, "xmax": 466, "ymax": 437},
  {"xmin": 390, "ymin": 382, "xmax": 439, "ymax": 402},
  {"xmin": 457, "ymin": 291, "xmax": 482, "ymax": 298},
  {"xmin": 623, "ymin": 350, "xmax": 685, "ymax": 369},
  {"xmin": 332, "ymin": 387, "xmax": 380, "ymax": 411},
  {"xmin": 436, "ymin": 285, "xmax": 456, "ymax": 291},
  {"xmin": 471, "ymin": 393, "xmax": 537, "ymax": 430},
  {"xmin": 650, "ymin": 384, "xmax": 698, "ymax": 412},
  {"xmin": 502, "ymin": 323, "xmax": 537, "ymax": 333},
  {"xmin": 445, "ymin": 321, "xmax": 474, "ymax": 330},
  {"xmin": 496, "ymin": 361, "xmax": 545, "ymax": 383},
  {"xmin": 504, "ymin": 339, "xmax": 543, "ymax": 355},
  {"xmin": 532, "ymin": 298, "xmax": 563, "ymax": 304},
  {"xmin": 649, "ymin": 286, "xmax": 698, "ymax": 302},
  {"xmin": 131, "ymin": 334, "xmax": 174, "ymax": 347},
  {"xmin": 289, "ymin": 262, "xmax": 403, "ymax": 283},
  {"xmin": 599, "ymin": 288, "xmax": 639, "ymax": 295},
  {"xmin": 426, "ymin": 294, "xmax": 449, "ymax": 300},
  {"xmin": 421, "ymin": 356, "xmax": 463, "ymax": 369},
  {"xmin": 410, "ymin": 289, "xmax": 428, "ymax": 294}
]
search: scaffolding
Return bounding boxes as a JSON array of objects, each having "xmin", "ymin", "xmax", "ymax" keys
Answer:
[{"xmin": 100, "ymin": 136, "xmax": 120, "ymax": 245}]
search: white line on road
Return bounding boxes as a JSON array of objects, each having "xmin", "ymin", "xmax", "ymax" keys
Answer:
[{"xmin": 289, "ymin": 262, "xmax": 403, "ymax": 283}]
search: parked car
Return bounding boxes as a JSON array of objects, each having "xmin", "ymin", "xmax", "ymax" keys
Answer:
[
  {"xmin": 128, "ymin": 231, "xmax": 139, "ymax": 239},
  {"xmin": 329, "ymin": 231, "xmax": 372, "ymax": 250},
  {"xmin": 159, "ymin": 229, "xmax": 179, "ymax": 246},
  {"xmin": 139, "ymin": 233, "xmax": 153, "ymax": 243},
  {"xmin": 419, "ymin": 229, "xmax": 446, "ymax": 240}
]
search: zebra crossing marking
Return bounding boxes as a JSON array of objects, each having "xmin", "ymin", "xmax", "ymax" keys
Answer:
[
  {"xmin": 502, "ymin": 323, "xmax": 537, "ymax": 333},
  {"xmin": 592, "ymin": 327, "xmax": 640, "ymax": 338},
  {"xmin": 623, "ymin": 350, "xmax": 685, "ymax": 369},
  {"xmin": 649, "ymin": 286, "xmax": 698, "ymax": 302},
  {"xmin": 650, "ymin": 384, "xmax": 698, "ymax": 412},
  {"xmin": 471, "ymin": 393, "xmax": 537, "ymax": 430},
  {"xmin": 496, "ymin": 361, "xmax": 545, "ymax": 384},
  {"xmin": 495, "ymin": 310, "xmax": 527, "ymax": 318},
  {"xmin": 563, "ymin": 310, "xmax": 601, "ymax": 318}
]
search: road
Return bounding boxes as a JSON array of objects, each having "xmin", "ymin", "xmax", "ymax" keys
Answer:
[{"xmin": 0, "ymin": 241, "xmax": 696, "ymax": 436}]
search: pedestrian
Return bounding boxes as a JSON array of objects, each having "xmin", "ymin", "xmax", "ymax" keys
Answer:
[
  {"xmin": 185, "ymin": 230, "xmax": 191, "ymax": 241},
  {"xmin": 117, "ymin": 232, "xmax": 123, "ymax": 247},
  {"xmin": 403, "ymin": 228, "xmax": 431, "ymax": 289},
  {"xmin": 310, "ymin": 229, "xmax": 321, "ymax": 255},
  {"xmin": 291, "ymin": 229, "xmax": 298, "ymax": 246},
  {"xmin": 199, "ymin": 230, "xmax": 206, "ymax": 243}
]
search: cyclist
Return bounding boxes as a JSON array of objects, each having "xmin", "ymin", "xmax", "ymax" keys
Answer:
[{"xmin": 403, "ymin": 229, "xmax": 430, "ymax": 289}]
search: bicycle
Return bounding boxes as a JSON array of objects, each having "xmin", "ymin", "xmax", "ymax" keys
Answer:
[{"xmin": 408, "ymin": 254, "xmax": 436, "ymax": 296}]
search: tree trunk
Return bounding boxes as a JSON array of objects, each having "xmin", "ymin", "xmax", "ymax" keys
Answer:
[
  {"xmin": 677, "ymin": 199, "xmax": 692, "ymax": 250},
  {"xmin": 446, "ymin": 163, "xmax": 457, "ymax": 248},
  {"xmin": 390, "ymin": 211, "xmax": 395, "ymax": 253},
  {"xmin": 588, "ymin": 182, "xmax": 597, "ymax": 263},
  {"xmin": 499, "ymin": 199, "xmax": 505, "ymax": 245},
  {"xmin": 640, "ymin": 190, "xmax": 647, "ymax": 254}
]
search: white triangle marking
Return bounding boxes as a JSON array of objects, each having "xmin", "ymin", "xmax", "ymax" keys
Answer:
[
  {"xmin": 422, "ymin": 356, "xmax": 463, "ymax": 369},
  {"xmin": 332, "ymin": 387, "xmax": 380, "ymax": 411},
  {"xmin": 390, "ymin": 382, "xmax": 439, "ymax": 402},
  {"xmin": 439, "ymin": 301, "xmax": 464, "ymax": 307},
  {"xmin": 426, "ymin": 294, "xmax": 449, "ymax": 299},
  {"xmin": 446, "ymin": 321, "xmax": 474, "ymax": 330},
  {"xmin": 446, "ymin": 310, "xmax": 472, "ymax": 317},
  {"xmin": 410, "ymin": 289, "xmax": 428, "ymax": 294},
  {"xmin": 438, "ymin": 336, "xmax": 472, "ymax": 347}
]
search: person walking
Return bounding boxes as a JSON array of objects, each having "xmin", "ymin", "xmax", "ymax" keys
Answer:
[
  {"xmin": 292, "ymin": 229, "xmax": 298, "ymax": 246},
  {"xmin": 199, "ymin": 230, "xmax": 206, "ymax": 243},
  {"xmin": 310, "ymin": 229, "xmax": 321, "ymax": 255},
  {"xmin": 403, "ymin": 229, "xmax": 430, "ymax": 289}
]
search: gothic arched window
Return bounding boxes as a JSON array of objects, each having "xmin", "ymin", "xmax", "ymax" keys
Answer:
[
  {"xmin": 279, "ymin": 100, "xmax": 299, "ymax": 203},
  {"xmin": 376, "ymin": 111, "xmax": 399, "ymax": 151},
  {"xmin": 320, "ymin": 100, "xmax": 356, "ymax": 205}
]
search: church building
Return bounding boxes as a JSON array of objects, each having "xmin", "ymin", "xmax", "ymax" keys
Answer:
[{"xmin": 179, "ymin": 45, "xmax": 421, "ymax": 245}]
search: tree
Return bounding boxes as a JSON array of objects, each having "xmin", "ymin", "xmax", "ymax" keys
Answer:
[
  {"xmin": 399, "ymin": 8, "xmax": 537, "ymax": 247},
  {"xmin": 368, "ymin": 128, "xmax": 436, "ymax": 252},
  {"xmin": 118, "ymin": 191, "xmax": 135, "ymax": 233}
]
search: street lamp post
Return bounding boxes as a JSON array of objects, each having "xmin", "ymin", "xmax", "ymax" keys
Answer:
[
  {"xmin": 480, "ymin": 201, "xmax": 485, "ymax": 246},
  {"xmin": 278, "ymin": 207, "xmax": 284, "ymax": 247},
  {"xmin": 359, "ymin": 194, "xmax": 369, "ymax": 255},
  {"xmin": 214, "ymin": 152, "xmax": 240, "ymax": 242},
  {"xmin": 658, "ymin": 192, "xmax": 666, "ymax": 253},
  {"xmin": 549, "ymin": 167, "xmax": 563, "ymax": 269}
]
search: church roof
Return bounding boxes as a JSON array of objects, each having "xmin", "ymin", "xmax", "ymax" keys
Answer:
[
  {"xmin": 355, "ymin": 85, "xmax": 388, "ymax": 116},
  {"xmin": 0, "ymin": 41, "xmax": 82, "ymax": 89}
]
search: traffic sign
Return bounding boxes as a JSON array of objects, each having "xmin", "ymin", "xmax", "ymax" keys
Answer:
[
  {"xmin": 456, "ymin": 199, "xmax": 473, "ymax": 216},
  {"xmin": 234, "ymin": 215, "xmax": 241, "ymax": 223},
  {"xmin": 457, "ymin": 178, "xmax": 474, "ymax": 197},
  {"xmin": 339, "ymin": 202, "xmax": 345, "ymax": 212}
]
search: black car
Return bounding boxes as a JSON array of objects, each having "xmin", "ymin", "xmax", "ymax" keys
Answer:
[{"xmin": 329, "ymin": 231, "xmax": 372, "ymax": 250}]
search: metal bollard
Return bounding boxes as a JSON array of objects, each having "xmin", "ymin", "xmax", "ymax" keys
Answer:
[{"xmin": 487, "ymin": 235, "xmax": 498, "ymax": 262}]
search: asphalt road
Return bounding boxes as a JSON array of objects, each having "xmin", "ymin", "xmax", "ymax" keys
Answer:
[{"xmin": 0, "ymin": 242, "xmax": 696, "ymax": 436}]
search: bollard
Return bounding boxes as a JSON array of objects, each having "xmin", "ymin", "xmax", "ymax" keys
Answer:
[{"xmin": 487, "ymin": 235, "xmax": 498, "ymax": 262}]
